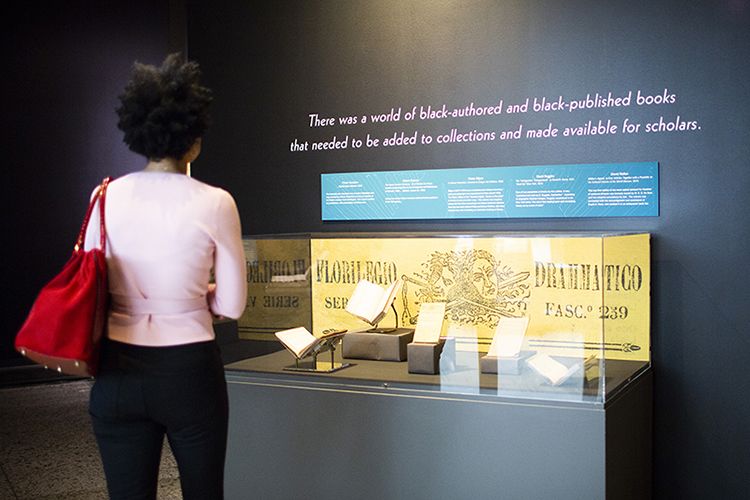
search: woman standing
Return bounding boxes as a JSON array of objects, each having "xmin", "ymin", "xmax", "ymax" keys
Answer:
[{"xmin": 86, "ymin": 54, "xmax": 247, "ymax": 499}]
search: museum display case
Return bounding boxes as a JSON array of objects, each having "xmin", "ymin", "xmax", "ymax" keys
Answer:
[
  {"xmin": 225, "ymin": 231, "xmax": 652, "ymax": 499},
  {"xmin": 231, "ymin": 231, "xmax": 650, "ymax": 405}
]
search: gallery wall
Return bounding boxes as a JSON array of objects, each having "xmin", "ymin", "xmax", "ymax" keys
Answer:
[
  {"xmin": 3, "ymin": 1, "xmax": 748, "ymax": 497},
  {"xmin": 186, "ymin": 1, "xmax": 749, "ymax": 498},
  {"xmin": 1, "ymin": 1, "xmax": 174, "ymax": 365}
]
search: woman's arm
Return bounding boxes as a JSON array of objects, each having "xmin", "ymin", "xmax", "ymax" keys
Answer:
[{"xmin": 208, "ymin": 191, "xmax": 247, "ymax": 319}]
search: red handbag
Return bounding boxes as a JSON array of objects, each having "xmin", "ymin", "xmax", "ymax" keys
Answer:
[{"xmin": 15, "ymin": 177, "xmax": 111, "ymax": 376}]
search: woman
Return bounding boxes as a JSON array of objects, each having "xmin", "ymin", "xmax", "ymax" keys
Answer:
[{"xmin": 85, "ymin": 54, "xmax": 247, "ymax": 499}]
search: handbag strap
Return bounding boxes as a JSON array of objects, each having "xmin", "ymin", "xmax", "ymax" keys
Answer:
[{"xmin": 74, "ymin": 177, "xmax": 112, "ymax": 252}]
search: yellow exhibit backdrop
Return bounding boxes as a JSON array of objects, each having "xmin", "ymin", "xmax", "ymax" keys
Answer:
[
  {"xmin": 602, "ymin": 233, "xmax": 651, "ymax": 360},
  {"xmin": 308, "ymin": 233, "xmax": 650, "ymax": 361}
]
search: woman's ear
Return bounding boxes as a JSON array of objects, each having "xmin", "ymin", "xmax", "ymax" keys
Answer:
[{"xmin": 185, "ymin": 138, "xmax": 202, "ymax": 163}]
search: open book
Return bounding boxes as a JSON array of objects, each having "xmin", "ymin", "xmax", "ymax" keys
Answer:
[
  {"xmin": 527, "ymin": 352, "xmax": 596, "ymax": 386},
  {"xmin": 345, "ymin": 279, "xmax": 403, "ymax": 326},
  {"xmin": 527, "ymin": 353, "xmax": 578, "ymax": 385},
  {"xmin": 275, "ymin": 327, "xmax": 347, "ymax": 359}
]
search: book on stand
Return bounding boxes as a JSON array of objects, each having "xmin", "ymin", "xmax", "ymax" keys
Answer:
[
  {"xmin": 275, "ymin": 327, "xmax": 347, "ymax": 359},
  {"xmin": 345, "ymin": 278, "xmax": 403, "ymax": 326}
]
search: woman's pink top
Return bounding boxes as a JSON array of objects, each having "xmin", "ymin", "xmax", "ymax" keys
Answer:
[{"xmin": 84, "ymin": 171, "xmax": 247, "ymax": 346}]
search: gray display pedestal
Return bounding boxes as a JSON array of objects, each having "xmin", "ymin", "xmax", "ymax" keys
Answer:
[{"xmin": 224, "ymin": 354, "xmax": 652, "ymax": 500}]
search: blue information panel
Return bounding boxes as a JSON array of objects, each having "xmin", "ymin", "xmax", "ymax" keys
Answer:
[{"xmin": 321, "ymin": 162, "xmax": 658, "ymax": 221}]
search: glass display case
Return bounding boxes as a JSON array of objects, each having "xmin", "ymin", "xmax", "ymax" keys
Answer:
[{"xmin": 231, "ymin": 231, "xmax": 650, "ymax": 405}]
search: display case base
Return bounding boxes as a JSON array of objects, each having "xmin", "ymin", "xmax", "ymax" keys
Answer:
[
  {"xmin": 342, "ymin": 329, "xmax": 414, "ymax": 361},
  {"xmin": 407, "ymin": 340, "xmax": 446, "ymax": 374},
  {"xmin": 225, "ymin": 366, "xmax": 653, "ymax": 500}
]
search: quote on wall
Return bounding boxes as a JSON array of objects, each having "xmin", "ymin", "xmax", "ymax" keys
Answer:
[{"xmin": 290, "ymin": 88, "xmax": 700, "ymax": 153}]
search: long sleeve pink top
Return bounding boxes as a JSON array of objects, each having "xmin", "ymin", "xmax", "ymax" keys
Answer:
[{"xmin": 84, "ymin": 171, "xmax": 247, "ymax": 346}]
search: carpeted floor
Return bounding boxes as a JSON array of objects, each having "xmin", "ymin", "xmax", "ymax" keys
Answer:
[{"xmin": 0, "ymin": 380, "xmax": 181, "ymax": 499}]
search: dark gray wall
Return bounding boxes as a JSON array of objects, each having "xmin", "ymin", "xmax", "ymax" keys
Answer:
[
  {"xmin": 186, "ymin": 1, "xmax": 749, "ymax": 498},
  {"xmin": 1, "ymin": 1, "xmax": 174, "ymax": 364}
]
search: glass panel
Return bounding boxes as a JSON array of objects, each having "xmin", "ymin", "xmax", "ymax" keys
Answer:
[
  {"xmin": 239, "ymin": 236, "xmax": 312, "ymax": 340},
  {"xmin": 232, "ymin": 232, "xmax": 650, "ymax": 405},
  {"xmin": 601, "ymin": 233, "xmax": 652, "ymax": 399},
  {"xmin": 494, "ymin": 235, "xmax": 606, "ymax": 402}
]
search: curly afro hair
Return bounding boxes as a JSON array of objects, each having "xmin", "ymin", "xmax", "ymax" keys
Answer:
[{"xmin": 116, "ymin": 53, "xmax": 213, "ymax": 160}]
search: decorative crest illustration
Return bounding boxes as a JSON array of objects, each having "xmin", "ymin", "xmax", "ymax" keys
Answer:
[{"xmin": 401, "ymin": 249, "xmax": 530, "ymax": 328}]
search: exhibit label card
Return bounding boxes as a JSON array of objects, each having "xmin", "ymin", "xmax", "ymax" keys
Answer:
[
  {"xmin": 412, "ymin": 302, "xmax": 447, "ymax": 344},
  {"xmin": 487, "ymin": 317, "xmax": 529, "ymax": 357},
  {"xmin": 321, "ymin": 162, "xmax": 658, "ymax": 220}
]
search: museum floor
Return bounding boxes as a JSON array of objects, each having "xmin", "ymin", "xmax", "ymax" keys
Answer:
[{"xmin": 0, "ymin": 377, "xmax": 181, "ymax": 499}]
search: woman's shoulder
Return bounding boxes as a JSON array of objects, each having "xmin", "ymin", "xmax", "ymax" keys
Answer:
[
  {"xmin": 101, "ymin": 171, "xmax": 237, "ymax": 206},
  {"xmin": 184, "ymin": 175, "xmax": 236, "ymax": 202},
  {"xmin": 110, "ymin": 171, "xmax": 223, "ymax": 190}
]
